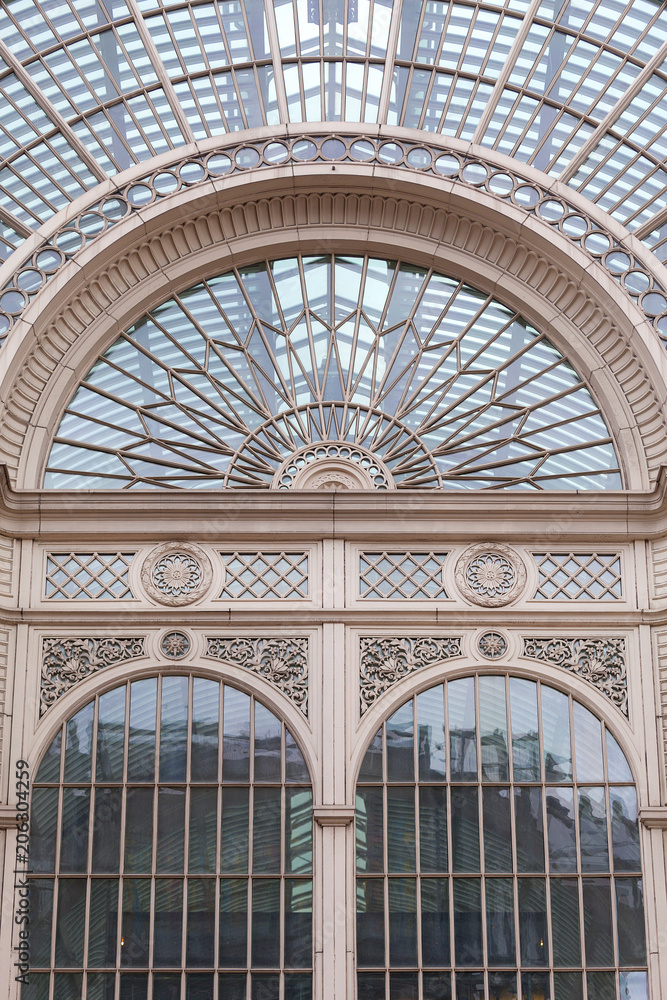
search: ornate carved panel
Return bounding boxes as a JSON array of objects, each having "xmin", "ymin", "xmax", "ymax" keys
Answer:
[
  {"xmin": 359, "ymin": 636, "xmax": 463, "ymax": 714},
  {"xmin": 141, "ymin": 542, "xmax": 212, "ymax": 606},
  {"xmin": 205, "ymin": 637, "xmax": 309, "ymax": 716},
  {"xmin": 455, "ymin": 543, "xmax": 526, "ymax": 607},
  {"xmin": 522, "ymin": 637, "xmax": 627, "ymax": 715},
  {"xmin": 41, "ymin": 636, "xmax": 146, "ymax": 715}
]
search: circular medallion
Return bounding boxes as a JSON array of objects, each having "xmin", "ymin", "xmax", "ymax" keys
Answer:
[
  {"xmin": 455, "ymin": 543, "xmax": 526, "ymax": 607},
  {"xmin": 161, "ymin": 630, "xmax": 191, "ymax": 659},
  {"xmin": 477, "ymin": 631, "xmax": 508, "ymax": 659},
  {"xmin": 141, "ymin": 543, "xmax": 212, "ymax": 606}
]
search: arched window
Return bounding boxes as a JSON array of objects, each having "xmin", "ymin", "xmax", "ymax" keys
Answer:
[
  {"xmin": 355, "ymin": 676, "xmax": 646, "ymax": 1000},
  {"xmin": 26, "ymin": 675, "xmax": 313, "ymax": 1000}
]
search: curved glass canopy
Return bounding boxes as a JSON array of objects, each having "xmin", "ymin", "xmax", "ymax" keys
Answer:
[
  {"xmin": 1, "ymin": 0, "xmax": 667, "ymax": 263},
  {"xmin": 45, "ymin": 255, "xmax": 621, "ymax": 490}
]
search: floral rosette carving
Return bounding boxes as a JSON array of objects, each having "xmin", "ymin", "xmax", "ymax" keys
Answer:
[
  {"xmin": 359, "ymin": 636, "xmax": 463, "ymax": 713},
  {"xmin": 41, "ymin": 637, "xmax": 145, "ymax": 715},
  {"xmin": 455, "ymin": 543, "xmax": 526, "ymax": 607},
  {"xmin": 522, "ymin": 637, "xmax": 627, "ymax": 715},
  {"xmin": 141, "ymin": 542, "xmax": 212, "ymax": 606},
  {"xmin": 206, "ymin": 637, "xmax": 309, "ymax": 715}
]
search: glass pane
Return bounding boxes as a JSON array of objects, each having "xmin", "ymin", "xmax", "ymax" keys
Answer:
[
  {"xmin": 619, "ymin": 972, "xmax": 649, "ymax": 1000},
  {"xmin": 283, "ymin": 974, "xmax": 312, "ymax": 1000},
  {"xmin": 606, "ymin": 730, "xmax": 633, "ymax": 782},
  {"xmin": 553, "ymin": 972, "xmax": 582, "ymax": 1000},
  {"xmin": 451, "ymin": 787, "xmax": 480, "ymax": 872},
  {"xmin": 157, "ymin": 787, "xmax": 185, "ymax": 873},
  {"xmin": 585, "ymin": 972, "xmax": 615, "ymax": 1000},
  {"xmin": 486, "ymin": 877, "xmax": 515, "ymax": 965},
  {"xmin": 222, "ymin": 787, "xmax": 249, "ymax": 873},
  {"xmin": 387, "ymin": 701, "xmax": 414, "ymax": 782},
  {"xmin": 54, "ymin": 878, "xmax": 86, "ymax": 967},
  {"xmin": 223, "ymin": 687, "xmax": 250, "ymax": 781},
  {"xmin": 582, "ymin": 877, "xmax": 614, "ymax": 966},
  {"xmin": 389, "ymin": 878, "xmax": 417, "ymax": 966},
  {"xmin": 255, "ymin": 702, "xmax": 282, "ymax": 781},
  {"xmin": 357, "ymin": 786, "xmax": 384, "ymax": 874},
  {"xmin": 154, "ymin": 878, "xmax": 183, "ymax": 967},
  {"xmin": 449, "ymin": 678, "xmax": 477, "ymax": 780},
  {"xmin": 153, "ymin": 975, "xmax": 180, "ymax": 1000},
  {"xmin": 88, "ymin": 879, "xmax": 118, "ymax": 966},
  {"xmin": 423, "ymin": 972, "xmax": 452, "ymax": 999},
  {"xmin": 64, "ymin": 701, "xmax": 94, "ymax": 782},
  {"xmin": 120, "ymin": 878, "xmax": 150, "ymax": 967},
  {"xmin": 578, "ymin": 787, "xmax": 608, "ymax": 872},
  {"xmin": 54, "ymin": 974, "xmax": 83, "ymax": 999},
  {"xmin": 92, "ymin": 788, "xmax": 122, "ymax": 873},
  {"xmin": 359, "ymin": 729, "xmax": 383, "ymax": 781},
  {"xmin": 479, "ymin": 676, "xmax": 509, "ymax": 781},
  {"xmin": 219, "ymin": 879, "xmax": 248, "ymax": 968},
  {"xmin": 31, "ymin": 787, "xmax": 59, "ymax": 873},
  {"xmin": 518, "ymin": 878, "xmax": 547, "ymax": 966},
  {"xmin": 510, "ymin": 678, "xmax": 540, "ymax": 782},
  {"xmin": 546, "ymin": 788, "xmax": 577, "ymax": 872},
  {"xmin": 286, "ymin": 787, "xmax": 313, "ymax": 874},
  {"xmin": 453, "ymin": 878, "xmax": 482, "ymax": 966},
  {"xmin": 489, "ymin": 972, "xmax": 517, "ymax": 998},
  {"xmin": 96, "ymin": 686, "xmax": 125, "ymax": 782},
  {"xmin": 616, "ymin": 877, "xmax": 646, "ymax": 965},
  {"xmin": 127, "ymin": 679, "xmax": 157, "ymax": 782},
  {"xmin": 285, "ymin": 880, "xmax": 312, "ymax": 968},
  {"xmin": 387, "ymin": 786, "xmax": 415, "ymax": 873},
  {"xmin": 119, "ymin": 973, "xmax": 148, "ymax": 999},
  {"xmin": 36, "ymin": 730, "xmax": 62, "ymax": 783},
  {"xmin": 219, "ymin": 973, "xmax": 247, "ymax": 998},
  {"xmin": 87, "ymin": 973, "xmax": 116, "ymax": 1000},
  {"xmin": 187, "ymin": 878, "xmax": 215, "ymax": 966},
  {"xmin": 358, "ymin": 974, "xmax": 385, "ymax": 1000},
  {"xmin": 390, "ymin": 972, "xmax": 418, "ymax": 998},
  {"xmin": 573, "ymin": 702, "xmax": 604, "ymax": 782},
  {"xmin": 550, "ymin": 877, "xmax": 581, "ymax": 967},
  {"xmin": 483, "ymin": 787, "xmax": 512, "ymax": 872},
  {"xmin": 421, "ymin": 878, "xmax": 449, "ymax": 967},
  {"xmin": 454, "ymin": 973, "xmax": 484, "ymax": 999},
  {"xmin": 541, "ymin": 687, "xmax": 571, "ymax": 782},
  {"xmin": 160, "ymin": 675, "xmax": 189, "ymax": 781},
  {"xmin": 521, "ymin": 972, "xmax": 550, "ymax": 999},
  {"xmin": 124, "ymin": 788, "xmax": 153, "ymax": 873},
  {"xmin": 189, "ymin": 786, "xmax": 217, "ymax": 873},
  {"xmin": 286, "ymin": 729, "xmax": 310, "ymax": 782},
  {"xmin": 417, "ymin": 686, "xmax": 446, "ymax": 780},
  {"xmin": 60, "ymin": 787, "xmax": 90, "ymax": 873},
  {"xmin": 28, "ymin": 879, "xmax": 54, "ymax": 968},
  {"xmin": 251, "ymin": 974, "xmax": 280, "ymax": 999},
  {"xmin": 515, "ymin": 787, "xmax": 544, "ymax": 873},
  {"xmin": 253, "ymin": 786, "xmax": 281, "ymax": 873},
  {"xmin": 420, "ymin": 785, "xmax": 448, "ymax": 873},
  {"xmin": 357, "ymin": 878, "xmax": 385, "ymax": 967},
  {"xmin": 191, "ymin": 677, "xmax": 219, "ymax": 781},
  {"xmin": 252, "ymin": 879, "xmax": 280, "ymax": 967},
  {"xmin": 610, "ymin": 787, "xmax": 641, "ymax": 872},
  {"xmin": 188, "ymin": 975, "xmax": 214, "ymax": 999}
]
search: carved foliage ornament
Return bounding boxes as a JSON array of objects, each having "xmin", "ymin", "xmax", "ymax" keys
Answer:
[
  {"xmin": 522, "ymin": 637, "xmax": 627, "ymax": 716},
  {"xmin": 360, "ymin": 636, "xmax": 463, "ymax": 713},
  {"xmin": 206, "ymin": 637, "xmax": 309, "ymax": 715},
  {"xmin": 456, "ymin": 543, "xmax": 526, "ymax": 607},
  {"xmin": 41, "ymin": 636, "xmax": 145, "ymax": 715},
  {"xmin": 141, "ymin": 542, "xmax": 212, "ymax": 606}
]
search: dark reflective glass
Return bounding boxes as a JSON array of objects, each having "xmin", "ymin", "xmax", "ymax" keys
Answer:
[
  {"xmin": 88, "ymin": 879, "xmax": 118, "ymax": 966},
  {"xmin": 120, "ymin": 879, "xmax": 150, "ymax": 967},
  {"xmin": 586, "ymin": 972, "xmax": 615, "ymax": 1000},
  {"xmin": 389, "ymin": 878, "xmax": 417, "ymax": 966},
  {"xmin": 157, "ymin": 787, "xmax": 185, "ymax": 873},
  {"xmin": 546, "ymin": 789, "xmax": 576, "ymax": 872},
  {"xmin": 30, "ymin": 787, "xmax": 59, "ymax": 873},
  {"xmin": 219, "ymin": 878, "xmax": 248, "ymax": 967},
  {"xmin": 579, "ymin": 787, "xmax": 608, "ymax": 872},
  {"xmin": 572, "ymin": 702, "xmax": 604, "ymax": 782},
  {"xmin": 64, "ymin": 702, "xmax": 94, "ymax": 782},
  {"xmin": 518, "ymin": 878, "xmax": 547, "ymax": 967},
  {"xmin": 489, "ymin": 972, "xmax": 517, "ymax": 998},
  {"xmin": 221, "ymin": 786, "xmax": 249, "ymax": 873},
  {"xmin": 606, "ymin": 731, "xmax": 633, "ymax": 782},
  {"xmin": 28, "ymin": 879, "xmax": 54, "ymax": 968},
  {"xmin": 359, "ymin": 729, "xmax": 383, "ymax": 781},
  {"xmin": 387, "ymin": 786, "xmax": 415, "ymax": 872},
  {"xmin": 550, "ymin": 878, "xmax": 581, "ymax": 967},
  {"xmin": 515, "ymin": 787, "xmax": 544, "ymax": 873},
  {"xmin": 454, "ymin": 972, "xmax": 484, "ymax": 999},
  {"xmin": 387, "ymin": 702, "xmax": 414, "ymax": 782},
  {"xmin": 357, "ymin": 787, "xmax": 384, "ymax": 873},
  {"xmin": 423, "ymin": 971, "xmax": 452, "ymax": 998},
  {"xmin": 286, "ymin": 730, "xmax": 310, "ymax": 782},
  {"xmin": 610, "ymin": 787, "xmax": 641, "ymax": 872},
  {"xmin": 285, "ymin": 880, "xmax": 312, "ymax": 968},
  {"xmin": 582, "ymin": 877, "xmax": 614, "ymax": 966},
  {"xmin": 449, "ymin": 678, "xmax": 477, "ymax": 781},
  {"xmin": 187, "ymin": 878, "xmax": 215, "ymax": 966},
  {"xmin": 553, "ymin": 972, "xmax": 582, "ymax": 1000},
  {"xmin": 417, "ymin": 686, "xmax": 446, "ymax": 780},
  {"xmin": 286, "ymin": 787, "xmax": 313, "ymax": 874},
  {"xmin": 124, "ymin": 788, "xmax": 154, "ymax": 873},
  {"xmin": 453, "ymin": 878, "xmax": 482, "ymax": 966},
  {"xmin": 541, "ymin": 688, "xmax": 571, "ymax": 782},
  {"xmin": 357, "ymin": 973, "xmax": 386, "ymax": 1000},
  {"xmin": 510, "ymin": 679, "xmax": 540, "ymax": 782},
  {"xmin": 479, "ymin": 676, "xmax": 509, "ymax": 782},
  {"xmin": 54, "ymin": 877, "xmax": 86, "ymax": 967},
  {"xmin": 160, "ymin": 676, "xmax": 188, "ymax": 782},
  {"xmin": 87, "ymin": 972, "xmax": 116, "ymax": 1000},
  {"xmin": 36, "ymin": 730, "xmax": 62, "ymax": 783},
  {"xmin": 420, "ymin": 785, "xmax": 448, "ymax": 873},
  {"xmin": 218, "ymin": 972, "xmax": 247, "ymax": 999},
  {"xmin": 616, "ymin": 877, "xmax": 646, "ymax": 965},
  {"xmin": 127, "ymin": 679, "xmax": 156, "ymax": 782},
  {"xmin": 223, "ymin": 687, "xmax": 250, "ymax": 781},
  {"xmin": 119, "ymin": 974, "xmax": 148, "ymax": 1000},
  {"xmin": 252, "ymin": 974, "xmax": 280, "ymax": 999},
  {"xmin": 255, "ymin": 702, "xmax": 282, "ymax": 781},
  {"xmin": 390, "ymin": 972, "xmax": 418, "ymax": 998},
  {"xmin": 152, "ymin": 975, "xmax": 180, "ymax": 1000},
  {"xmin": 421, "ymin": 877, "xmax": 449, "ymax": 966},
  {"xmin": 191, "ymin": 678, "xmax": 219, "ymax": 781},
  {"xmin": 96, "ymin": 687, "xmax": 125, "ymax": 782},
  {"xmin": 521, "ymin": 971, "xmax": 550, "ymax": 999},
  {"xmin": 60, "ymin": 788, "xmax": 90, "ymax": 873},
  {"xmin": 483, "ymin": 787, "xmax": 512, "ymax": 872},
  {"xmin": 357, "ymin": 878, "xmax": 385, "ymax": 967},
  {"xmin": 253, "ymin": 787, "xmax": 281, "ymax": 873},
  {"xmin": 21, "ymin": 972, "xmax": 49, "ymax": 998},
  {"xmin": 283, "ymin": 974, "xmax": 312, "ymax": 1000},
  {"xmin": 486, "ymin": 877, "xmax": 515, "ymax": 966},
  {"xmin": 451, "ymin": 787, "xmax": 479, "ymax": 872},
  {"xmin": 154, "ymin": 878, "xmax": 183, "ymax": 967},
  {"xmin": 54, "ymin": 974, "xmax": 83, "ymax": 999},
  {"xmin": 189, "ymin": 786, "xmax": 217, "ymax": 873},
  {"xmin": 188, "ymin": 975, "xmax": 215, "ymax": 1000},
  {"xmin": 252, "ymin": 880, "xmax": 280, "ymax": 968},
  {"xmin": 92, "ymin": 787, "xmax": 122, "ymax": 873}
]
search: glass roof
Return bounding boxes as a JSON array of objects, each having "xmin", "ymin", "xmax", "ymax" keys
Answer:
[
  {"xmin": 45, "ymin": 255, "xmax": 621, "ymax": 490},
  {"xmin": 0, "ymin": 0, "xmax": 666, "ymax": 261}
]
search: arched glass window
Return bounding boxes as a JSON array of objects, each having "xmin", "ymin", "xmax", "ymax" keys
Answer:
[
  {"xmin": 355, "ymin": 676, "xmax": 647, "ymax": 1000},
  {"xmin": 26, "ymin": 675, "xmax": 313, "ymax": 1000}
]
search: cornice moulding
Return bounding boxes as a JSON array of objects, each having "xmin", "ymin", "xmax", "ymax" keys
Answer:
[
  {"xmin": 639, "ymin": 808, "xmax": 667, "ymax": 829},
  {"xmin": 0, "ymin": 805, "xmax": 19, "ymax": 829}
]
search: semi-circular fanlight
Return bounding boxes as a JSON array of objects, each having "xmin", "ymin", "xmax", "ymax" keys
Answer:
[{"xmin": 44, "ymin": 255, "xmax": 621, "ymax": 491}]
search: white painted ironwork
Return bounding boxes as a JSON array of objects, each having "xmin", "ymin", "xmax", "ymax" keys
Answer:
[
  {"xmin": 358, "ymin": 552, "xmax": 448, "ymax": 599},
  {"xmin": 533, "ymin": 552, "xmax": 623, "ymax": 600},
  {"xmin": 45, "ymin": 552, "xmax": 135, "ymax": 600},
  {"xmin": 219, "ymin": 553, "xmax": 309, "ymax": 600}
]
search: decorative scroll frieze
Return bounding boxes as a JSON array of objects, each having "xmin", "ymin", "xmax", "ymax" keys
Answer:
[
  {"xmin": 522, "ymin": 637, "xmax": 627, "ymax": 715},
  {"xmin": 360, "ymin": 636, "xmax": 463, "ymax": 714},
  {"xmin": 205, "ymin": 637, "xmax": 309, "ymax": 716},
  {"xmin": 41, "ymin": 636, "xmax": 146, "ymax": 715}
]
